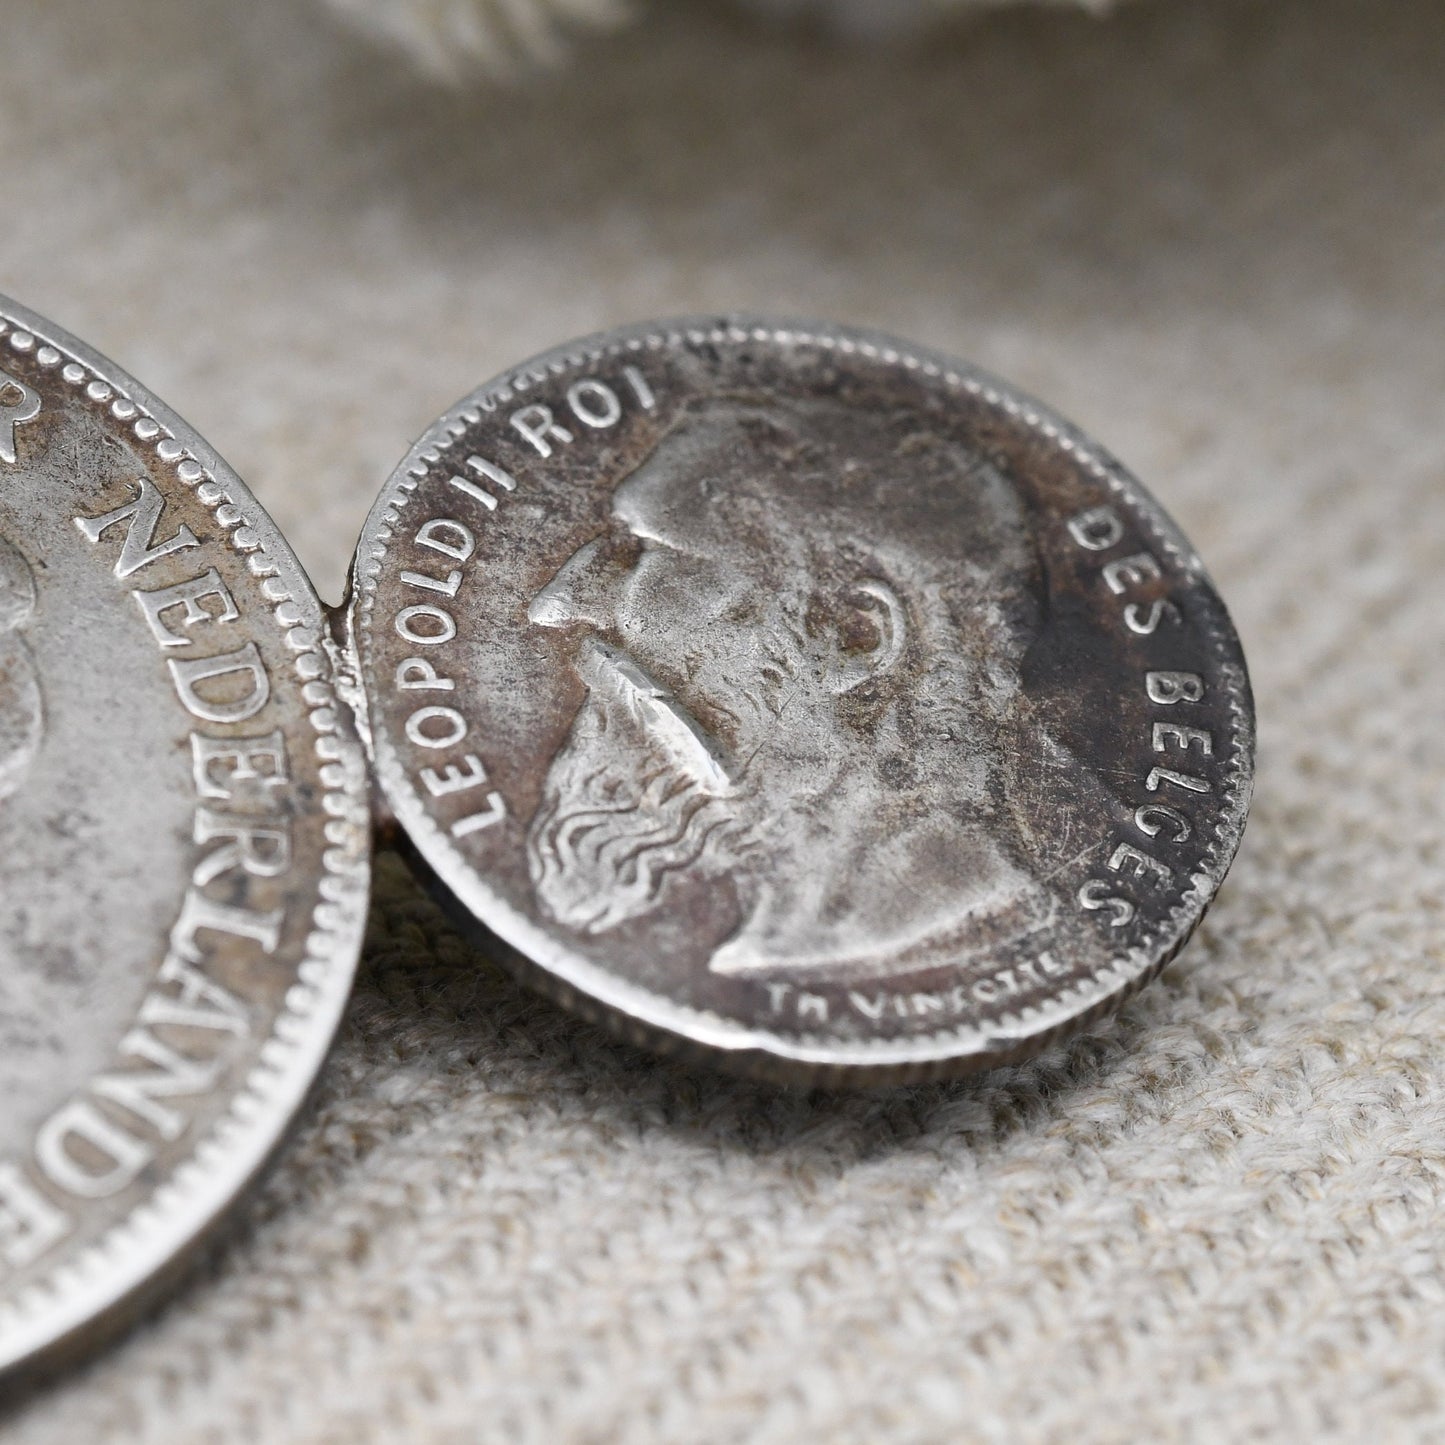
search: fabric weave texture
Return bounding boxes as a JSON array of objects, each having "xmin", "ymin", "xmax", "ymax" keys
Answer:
[{"xmin": 3, "ymin": 0, "xmax": 1444, "ymax": 1439}]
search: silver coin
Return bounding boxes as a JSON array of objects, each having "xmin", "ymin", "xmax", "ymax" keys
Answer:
[
  {"xmin": 0, "ymin": 296, "xmax": 370, "ymax": 1377},
  {"xmin": 350, "ymin": 318, "xmax": 1253, "ymax": 1084}
]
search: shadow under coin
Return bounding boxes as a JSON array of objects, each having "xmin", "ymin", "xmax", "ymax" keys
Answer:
[{"xmin": 344, "ymin": 848, "xmax": 1179, "ymax": 1171}]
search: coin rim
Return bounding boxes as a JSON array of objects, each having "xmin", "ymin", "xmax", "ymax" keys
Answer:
[
  {"xmin": 352, "ymin": 316, "xmax": 1254, "ymax": 1080},
  {"xmin": 0, "ymin": 295, "xmax": 372, "ymax": 1377}
]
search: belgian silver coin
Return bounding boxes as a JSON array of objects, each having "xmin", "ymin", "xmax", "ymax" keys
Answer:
[
  {"xmin": 0, "ymin": 296, "xmax": 370, "ymax": 1377},
  {"xmin": 349, "ymin": 318, "xmax": 1253, "ymax": 1084}
]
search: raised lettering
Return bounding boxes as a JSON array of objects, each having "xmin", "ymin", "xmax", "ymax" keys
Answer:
[
  {"xmin": 1078, "ymin": 879, "xmax": 1135, "ymax": 927},
  {"xmin": 420, "ymin": 754, "xmax": 490, "ymax": 797},
  {"xmin": 394, "ymin": 604, "xmax": 456, "ymax": 646},
  {"xmin": 451, "ymin": 792, "xmax": 507, "ymax": 837},
  {"xmin": 1152, "ymin": 723, "xmax": 1213, "ymax": 757},
  {"xmin": 1066, "ymin": 505, "xmax": 1124, "ymax": 551},
  {"xmin": 1125, "ymin": 598, "xmax": 1181, "ymax": 636},
  {"xmin": 466, "ymin": 455, "xmax": 517, "ymax": 491},
  {"xmin": 797, "ymin": 992, "xmax": 828, "ymax": 1022},
  {"xmin": 1146, "ymin": 766, "xmax": 1211, "ymax": 795},
  {"xmin": 567, "ymin": 379, "xmax": 621, "ymax": 429},
  {"xmin": 170, "ymin": 888, "xmax": 283, "ymax": 959},
  {"xmin": 401, "ymin": 568, "xmax": 462, "ymax": 599},
  {"xmin": 1135, "ymin": 802, "xmax": 1192, "ymax": 843},
  {"xmin": 510, "ymin": 404, "xmax": 572, "ymax": 458},
  {"xmin": 75, "ymin": 477, "xmax": 199, "ymax": 578},
  {"xmin": 1108, "ymin": 843, "xmax": 1173, "ymax": 888},
  {"xmin": 0, "ymin": 371, "xmax": 41, "ymax": 466},
  {"xmin": 1103, "ymin": 552, "xmax": 1162, "ymax": 595},
  {"xmin": 192, "ymin": 807, "xmax": 290, "ymax": 885},
  {"xmin": 415, "ymin": 517, "xmax": 476, "ymax": 563},
  {"xmin": 405, "ymin": 705, "xmax": 467, "ymax": 750},
  {"xmin": 133, "ymin": 568, "xmax": 239, "ymax": 646},
  {"xmin": 0, "ymin": 1163, "xmax": 69, "ymax": 1270},
  {"xmin": 191, "ymin": 731, "xmax": 288, "ymax": 801},
  {"xmin": 169, "ymin": 644, "xmax": 270, "ymax": 723},
  {"xmin": 1146, "ymin": 671, "xmax": 1205, "ymax": 705},
  {"xmin": 395, "ymin": 657, "xmax": 454, "ymax": 692},
  {"xmin": 765, "ymin": 982, "xmax": 791, "ymax": 1013},
  {"xmin": 448, "ymin": 474, "xmax": 497, "ymax": 511},
  {"xmin": 35, "ymin": 1101, "xmax": 152, "ymax": 1200},
  {"xmin": 92, "ymin": 1030, "xmax": 225, "ymax": 1142},
  {"xmin": 138, "ymin": 954, "xmax": 249, "ymax": 1036},
  {"xmin": 847, "ymin": 990, "xmax": 886, "ymax": 1021},
  {"xmin": 622, "ymin": 366, "xmax": 656, "ymax": 410}
]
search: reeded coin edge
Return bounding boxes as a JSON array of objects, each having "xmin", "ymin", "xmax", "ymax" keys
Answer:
[
  {"xmin": 354, "ymin": 317, "xmax": 1254, "ymax": 1074},
  {"xmin": 0, "ymin": 300, "xmax": 372, "ymax": 1376}
]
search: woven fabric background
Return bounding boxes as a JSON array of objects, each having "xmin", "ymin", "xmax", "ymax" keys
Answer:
[{"xmin": 4, "ymin": 0, "xmax": 1444, "ymax": 1438}]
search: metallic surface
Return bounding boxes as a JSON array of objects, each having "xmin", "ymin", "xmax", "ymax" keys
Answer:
[
  {"xmin": 0, "ymin": 297, "xmax": 371, "ymax": 1377},
  {"xmin": 352, "ymin": 318, "xmax": 1254, "ymax": 1083}
]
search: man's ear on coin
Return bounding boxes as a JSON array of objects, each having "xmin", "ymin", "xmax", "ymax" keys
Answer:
[{"xmin": 819, "ymin": 577, "xmax": 907, "ymax": 695}]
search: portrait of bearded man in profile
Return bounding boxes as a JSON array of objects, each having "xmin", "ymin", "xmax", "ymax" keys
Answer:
[
  {"xmin": 525, "ymin": 391, "xmax": 1056, "ymax": 984},
  {"xmin": 0, "ymin": 534, "xmax": 42, "ymax": 803}
]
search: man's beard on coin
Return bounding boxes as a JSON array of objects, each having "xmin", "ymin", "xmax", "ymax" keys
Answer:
[{"xmin": 527, "ymin": 667, "xmax": 762, "ymax": 936}]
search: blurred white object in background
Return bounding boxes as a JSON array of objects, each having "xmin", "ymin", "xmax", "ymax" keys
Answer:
[
  {"xmin": 322, "ymin": 0, "xmax": 1119, "ymax": 78},
  {"xmin": 322, "ymin": 0, "xmax": 632, "ymax": 79}
]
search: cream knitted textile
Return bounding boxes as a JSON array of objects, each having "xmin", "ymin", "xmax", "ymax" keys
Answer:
[{"xmin": 5, "ymin": 0, "xmax": 1445, "ymax": 1439}]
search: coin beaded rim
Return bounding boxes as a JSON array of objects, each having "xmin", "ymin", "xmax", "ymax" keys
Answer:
[
  {"xmin": 353, "ymin": 317, "xmax": 1254, "ymax": 1075},
  {"xmin": 0, "ymin": 297, "xmax": 372, "ymax": 1376}
]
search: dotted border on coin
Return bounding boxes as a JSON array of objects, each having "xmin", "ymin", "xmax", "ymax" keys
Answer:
[
  {"xmin": 0, "ymin": 314, "xmax": 371, "ymax": 1360},
  {"xmin": 356, "ymin": 321, "xmax": 1252, "ymax": 1062}
]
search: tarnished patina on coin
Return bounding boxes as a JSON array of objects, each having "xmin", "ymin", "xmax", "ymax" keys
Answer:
[
  {"xmin": 350, "ymin": 318, "xmax": 1253, "ymax": 1083},
  {"xmin": 0, "ymin": 297, "xmax": 370, "ymax": 1376}
]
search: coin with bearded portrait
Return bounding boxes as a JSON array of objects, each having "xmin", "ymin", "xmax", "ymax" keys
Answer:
[
  {"xmin": 349, "ymin": 318, "xmax": 1254, "ymax": 1084},
  {"xmin": 0, "ymin": 296, "xmax": 370, "ymax": 1378}
]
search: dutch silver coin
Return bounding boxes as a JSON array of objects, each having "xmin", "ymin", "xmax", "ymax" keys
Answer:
[
  {"xmin": 350, "ymin": 318, "xmax": 1253, "ymax": 1084},
  {"xmin": 0, "ymin": 296, "xmax": 370, "ymax": 1377}
]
